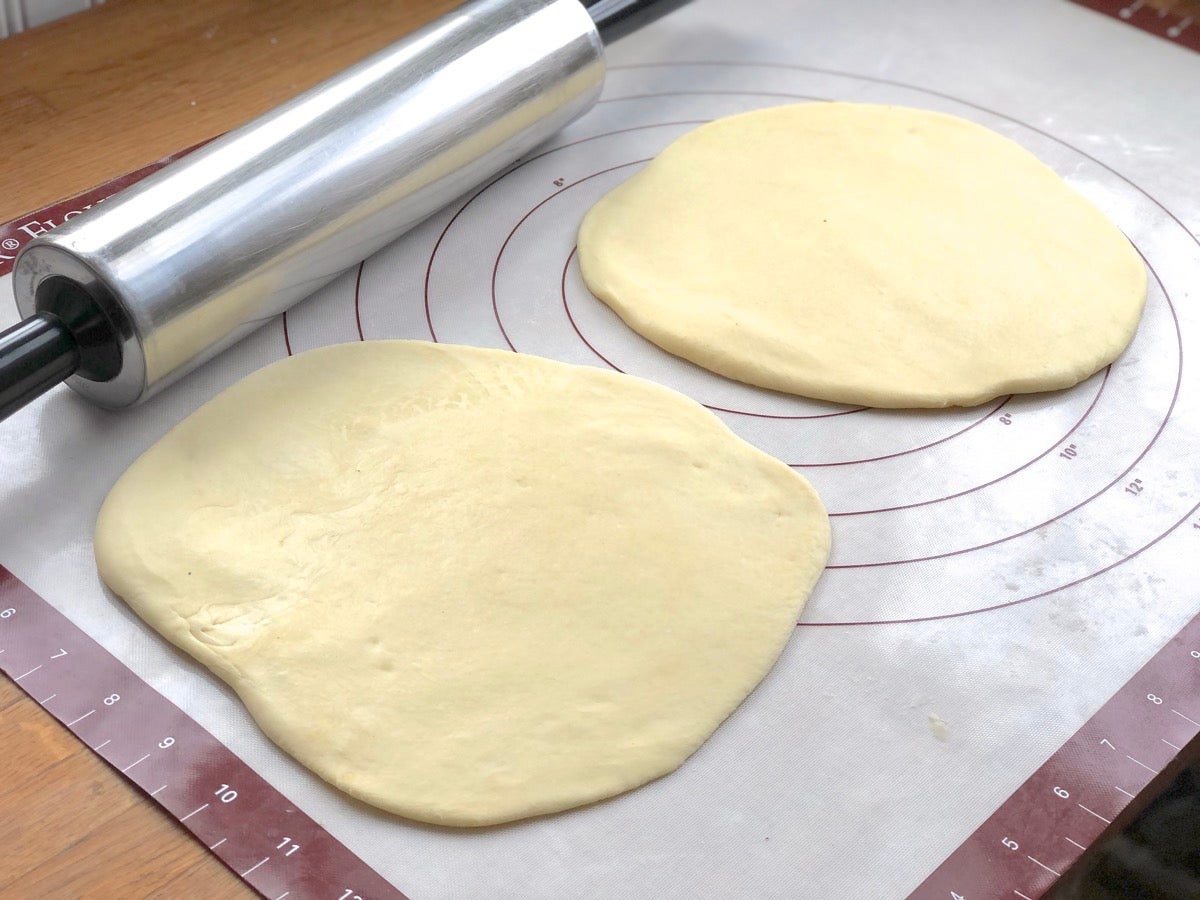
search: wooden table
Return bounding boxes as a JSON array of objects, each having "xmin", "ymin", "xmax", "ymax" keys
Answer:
[{"xmin": 0, "ymin": 1, "xmax": 455, "ymax": 894}]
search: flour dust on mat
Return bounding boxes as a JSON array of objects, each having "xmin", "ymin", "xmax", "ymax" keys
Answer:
[
  {"xmin": 577, "ymin": 102, "xmax": 1147, "ymax": 409},
  {"xmin": 94, "ymin": 341, "xmax": 830, "ymax": 827}
]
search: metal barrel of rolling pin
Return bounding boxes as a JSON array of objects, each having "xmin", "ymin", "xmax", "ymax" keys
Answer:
[{"xmin": 0, "ymin": 0, "xmax": 686, "ymax": 420}]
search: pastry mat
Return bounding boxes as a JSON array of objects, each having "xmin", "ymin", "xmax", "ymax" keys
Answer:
[{"xmin": 2, "ymin": 0, "xmax": 1199, "ymax": 896}]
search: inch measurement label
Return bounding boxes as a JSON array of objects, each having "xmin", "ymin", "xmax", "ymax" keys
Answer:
[
  {"xmin": 911, "ymin": 602, "xmax": 1200, "ymax": 899},
  {"xmin": 0, "ymin": 567, "xmax": 404, "ymax": 900}
]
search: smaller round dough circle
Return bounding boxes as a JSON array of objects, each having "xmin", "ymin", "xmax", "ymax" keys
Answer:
[
  {"xmin": 577, "ymin": 102, "xmax": 1148, "ymax": 408},
  {"xmin": 94, "ymin": 341, "xmax": 830, "ymax": 826}
]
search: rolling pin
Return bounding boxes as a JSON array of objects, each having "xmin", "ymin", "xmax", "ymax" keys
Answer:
[{"xmin": 0, "ymin": 0, "xmax": 686, "ymax": 421}]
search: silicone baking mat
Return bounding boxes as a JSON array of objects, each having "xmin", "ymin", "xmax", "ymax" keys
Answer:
[{"xmin": 2, "ymin": 0, "xmax": 1199, "ymax": 896}]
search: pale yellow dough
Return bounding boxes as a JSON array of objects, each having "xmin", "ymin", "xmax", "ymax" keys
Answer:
[
  {"xmin": 95, "ymin": 341, "xmax": 830, "ymax": 826},
  {"xmin": 578, "ymin": 103, "xmax": 1148, "ymax": 408}
]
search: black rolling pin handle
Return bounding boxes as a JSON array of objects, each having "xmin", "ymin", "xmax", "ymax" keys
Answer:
[
  {"xmin": 583, "ymin": 0, "xmax": 691, "ymax": 43},
  {"xmin": 0, "ymin": 313, "xmax": 80, "ymax": 421},
  {"xmin": 0, "ymin": 279, "xmax": 123, "ymax": 423}
]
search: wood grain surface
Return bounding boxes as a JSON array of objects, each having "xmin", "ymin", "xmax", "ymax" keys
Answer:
[
  {"xmin": 0, "ymin": 1, "xmax": 456, "ymax": 895},
  {"xmin": 0, "ymin": 0, "xmax": 458, "ymax": 223}
]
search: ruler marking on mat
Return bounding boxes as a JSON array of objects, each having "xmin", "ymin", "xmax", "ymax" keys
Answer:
[
  {"xmin": 1125, "ymin": 755, "xmax": 1159, "ymax": 774},
  {"xmin": 13, "ymin": 664, "xmax": 41, "ymax": 681},
  {"xmin": 179, "ymin": 803, "xmax": 209, "ymax": 822},
  {"xmin": 1078, "ymin": 803, "xmax": 1113, "ymax": 824},
  {"xmin": 908, "ymin": 601, "xmax": 1200, "ymax": 897},
  {"xmin": 1171, "ymin": 708, "xmax": 1200, "ymax": 727},
  {"xmin": 0, "ymin": 566, "xmax": 406, "ymax": 898},
  {"xmin": 1027, "ymin": 856, "xmax": 1062, "ymax": 878},
  {"xmin": 241, "ymin": 857, "xmax": 270, "ymax": 878},
  {"xmin": 121, "ymin": 753, "xmax": 151, "ymax": 773},
  {"xmin": 1071, "ymin": 0, "xmax": 1200, "ymax": 53}
]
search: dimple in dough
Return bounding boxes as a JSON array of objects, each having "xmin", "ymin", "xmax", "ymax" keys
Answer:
[
  {"xmin": 577, "ymin": 103, "xmax": 1148, "ymax": 409},
  {"xmin": 94, "ymin": 341, "xmax": 830, "ymax": 827}
]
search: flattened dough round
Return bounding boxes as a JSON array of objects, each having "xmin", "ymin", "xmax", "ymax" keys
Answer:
[
  {"xmin": 95, "ymin": 341, "xmax": 830, "ymax": 826},
  {"xmin": 578, "ymin": 103, "xmax": 1148, "ymax": 408}
]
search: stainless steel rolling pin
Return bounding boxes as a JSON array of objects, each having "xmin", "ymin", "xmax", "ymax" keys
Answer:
[{"xmin": 0, "ymin": 0, "xmax": 686, "ymax": 421}]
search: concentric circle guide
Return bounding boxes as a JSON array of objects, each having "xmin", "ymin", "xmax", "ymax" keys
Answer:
[{"xmin": 296, "ymin": 65, "xmax": 1197, "ymax": 628}]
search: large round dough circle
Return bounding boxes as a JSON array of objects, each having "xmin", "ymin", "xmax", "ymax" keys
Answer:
[
  {"xmin": 577, "ymin": 102, "xmax": 1148, "ymax": 408},
  {"xmin": 94, "ymin": 341, "xmax": 830, "ymax": 826}
]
